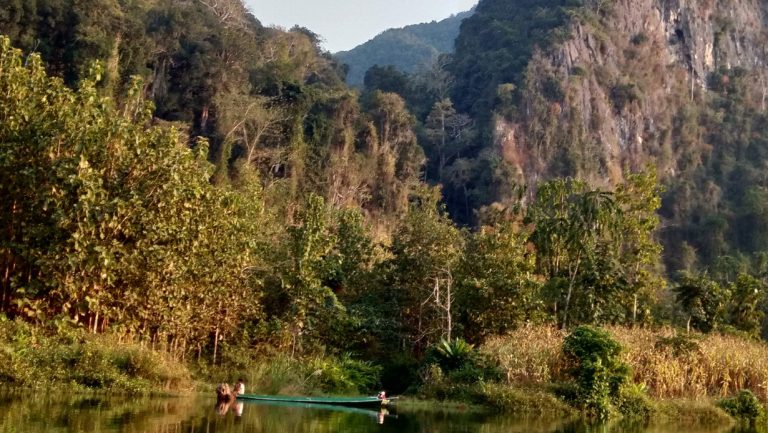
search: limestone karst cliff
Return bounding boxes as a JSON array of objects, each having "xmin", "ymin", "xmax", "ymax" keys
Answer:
[
  {"xmin": 450, "ymin": 0, "xmax": 768, "ymax": 270},
  {"xmin": 491, "ymin": 0, "xmax": 767, "ymax": 185}
]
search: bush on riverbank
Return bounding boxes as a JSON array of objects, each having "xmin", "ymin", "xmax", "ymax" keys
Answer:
[
  {"xmin": 200, "ymin": 352, "xmax": 382, "ymax": 396},
  {"xmin": 0, "ymin": 319, "xmax": 191, "ymax": 393},
  {"xmin": 561, "ymin": 326, "xmax": 631, "ymax": 419},
  {"xmin": 482, "ymin": 325, "xmax": 768, "ymax": 401},
  {"xmin": 417, "ymin": 379, "xmax": 575, "ymax": 415},
  {"xmin": 717, "ymin": 390, "xmax": 766, "ymax": 424}
]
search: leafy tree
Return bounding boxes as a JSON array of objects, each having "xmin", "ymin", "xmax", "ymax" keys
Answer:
[
  {"xmin": 527, "ymin": 171, "xmax": 663, "ymax": 328},
  {"xmin": 527, "ymin": 179, "xmax": 621, "ymax": 328},
  {"xmin": 422, "ymin": 98, "xmax": 474, "ymax": 183},
  {"xmin": 727, "ymin": 274, "xmax": 766, "ymax": 338},
  {"xmin": 366, "ymin": 91, "xmax": 425, "ymax": 214},
  {"xmin": 279, "ymin": 194, "xmax": 343, "ymax": 354},
  {"xmin": 384, "ymin": 187, "xmax": 464, "ymax": 350},
  {"xmin": 363, "ymin": 65, "xmax": 409, "ymax": 97},
  {"xmin": 673, "ymin": 273, "xmax": 729, "ymax": 333},
  {"xmin": 0, "ymin": 37, "xmax": 264, "ymax": 359},
  {"xmin": 456, "ymin": 222, "xmax": 543, "ymax": 342}
]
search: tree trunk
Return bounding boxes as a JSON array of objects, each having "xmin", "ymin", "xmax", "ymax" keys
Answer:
[
  {"xmin": 632, "ymin": 294, "xmax": 638, "ymax": 325},
  {"xmin": 1, "ymin": 258, "xmax": 11, "ymax": 313},
  {"xmin": 213, "ymin": 326, "xmax": 220, "ymax": 365},
  {"xmin": 562, "ymin": 259, "xmax": 581, "ymax": 329},
  {"xmin": 93, "ymin": 312, "xmax": 99, "ymax": 334},
  {"xmin": 446, "ymin": 280, "xmax": 452, "ymax": 341},
  {"xmin": 438, "ymin": 110, "xmax": 446, "ymax": 182}
]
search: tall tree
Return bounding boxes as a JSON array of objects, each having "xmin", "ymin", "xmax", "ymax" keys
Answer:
[{"xmin": 384, "ymin": 187, "xmax": 464, "ymax": 349}]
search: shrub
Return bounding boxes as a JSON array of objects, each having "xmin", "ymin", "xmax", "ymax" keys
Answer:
[
  {"xmin": 631, "ymin": 33, "xmax": 648, "ymax": 45},
  {"xmin": 654, "ymin": 334, "xmax": 701, "ymax": 357},
  {"xmin": 425, "ymin": 338, "xmax": 499, "ymax": 385},
  {"xmin": 0, "ymin": 320, "xmax": 191, "ymax": 393},
  {"xmin": 433, "ymin": 338, "xmax": 475, "ymax": 372},
  {"xmin": 617, "ymin": 383, "xmax": 655, "ymax": 419},
  {"xmin": 571, "ymin": 66, "xmax": 588, "ymax": 77},
  {"xmin": 717, "ymin": 390, "xmax": 766, "ymax": 423},
  {"xmin": 307, "ymin": 354, "xmax": 382, "ymax": 394},
  {"xmin": 610, "ymin": 83, "xmax": 640, "ymax": 111},
  {"xmin": 562, "ymin": 326, "xmax": 631, "ymax": 419}
]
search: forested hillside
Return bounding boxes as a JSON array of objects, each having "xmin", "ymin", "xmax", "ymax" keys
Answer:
[
  {"xmin": 2, "ymin": 0, "xmax": 768, "ymax": 401},
  {"xmin": 447, "ymin": 0, "xmax": 768, "ymax": 275},
  {"xmin": 335, "ymin": 9, "xmax": 473, "ymax": 87},
  {"xmin": 359, "ymin": 0, "xmax": 768, "ymax": 276}
]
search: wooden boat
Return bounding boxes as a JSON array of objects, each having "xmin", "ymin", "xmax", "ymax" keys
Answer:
[{"xmin": 235, "ymin": 394, "xmax": 394, "ymax": 408}]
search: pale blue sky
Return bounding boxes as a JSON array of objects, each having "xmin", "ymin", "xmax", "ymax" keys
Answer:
[{"xmin": 244, "ymin": 0, "xmax": 477, "ymax": 53}]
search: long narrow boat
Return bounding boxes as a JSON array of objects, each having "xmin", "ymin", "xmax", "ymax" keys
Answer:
[{"xmin": 235, "ymin": 394, "xmax": 393, "ymax": 408}]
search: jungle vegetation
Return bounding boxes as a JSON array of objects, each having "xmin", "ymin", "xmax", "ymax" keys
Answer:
[{"xmin": 1, "ymin": 0, "xmax": 768, "ymax": 406}]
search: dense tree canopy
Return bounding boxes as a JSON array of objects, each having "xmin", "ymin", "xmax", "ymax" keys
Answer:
[{"xmin": 3, "ymin": 0, "xmax": 768, "ymax": 376}]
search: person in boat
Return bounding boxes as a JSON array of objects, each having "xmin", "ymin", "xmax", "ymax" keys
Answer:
[
  {"xmin": 216, "ymin": 383, "xmax": 233, "ymax": 402},
  {"xmin": 377, "ymin": 391, "xmax": 386, "ymax": 400},
  {"xmin": 234, "ymin": 378, "xmax": 245, "ymax": 396}
]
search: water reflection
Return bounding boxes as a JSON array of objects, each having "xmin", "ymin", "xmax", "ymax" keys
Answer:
[
  {"xmin": 0, "ymin": 393, "xmax": 757, "ymax": 433},
  {"xmin": 220, "ymin": 399, "xmax": 395, "ymax": 424}
]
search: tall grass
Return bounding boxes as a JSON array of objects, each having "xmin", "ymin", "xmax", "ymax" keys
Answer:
[
  {"xmin": 0, "ymin": 319, "xmax": 192, "ymax": 393},
  {"xmin": 481, "ymin": 325, "xmax": 768, "ymax": 401},
  {"xmin": 202, "ymin": 353, "xmax": 381, "ymax": 396}
]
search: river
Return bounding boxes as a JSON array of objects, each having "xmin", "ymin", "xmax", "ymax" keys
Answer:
[{"xmin": 0, "ymin": 394, "xmax": 757, "ymax": 433}]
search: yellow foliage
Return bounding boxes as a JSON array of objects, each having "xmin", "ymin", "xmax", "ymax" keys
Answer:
[{"xmin": 482, "ymin": 325, "xmax": 768, "ymax": 400}]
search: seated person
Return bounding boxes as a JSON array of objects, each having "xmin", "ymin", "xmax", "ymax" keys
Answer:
[{"xmin": 234, "ymin": 378, "xmax": 246, "ymax": 396}]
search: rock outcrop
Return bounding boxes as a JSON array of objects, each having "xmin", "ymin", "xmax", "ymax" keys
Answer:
[{"xmin": 495, "ymin": 0, "xmax": 768, "ymax": 187}]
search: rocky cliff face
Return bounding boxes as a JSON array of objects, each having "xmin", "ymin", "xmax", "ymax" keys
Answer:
[{"xmin": 497, "ymin": 0, "xmax": 768, "ymax": 187}]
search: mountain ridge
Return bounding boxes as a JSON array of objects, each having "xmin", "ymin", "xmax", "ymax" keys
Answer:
[{"xmin": 335, "ymin": 9, "xmax": 474, "ymax": 86}]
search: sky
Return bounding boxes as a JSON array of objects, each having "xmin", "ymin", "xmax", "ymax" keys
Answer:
[{"xmin": 244, "ymin": 0, "xmax": 478, "ymax": 53}]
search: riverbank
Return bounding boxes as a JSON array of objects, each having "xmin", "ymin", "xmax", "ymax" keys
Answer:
[
  {"xmin": 414, "ymin": 325, "xmax": 768, "ymax": 424},
  {"xmin": 0, "ymin": 319, "xmax": 192, "ymax": 394},
  {"xmin": 482, "ymin": 325, "xmax": 768, "ymax": 401},
  {"xmin": 1, "ymin": 317, "xmax": 766, "ymax": 426}
]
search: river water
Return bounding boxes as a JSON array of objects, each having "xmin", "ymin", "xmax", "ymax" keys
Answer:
[{"xmin": 0, "ymin": 394, "xmax": 757, "ymax": 433}]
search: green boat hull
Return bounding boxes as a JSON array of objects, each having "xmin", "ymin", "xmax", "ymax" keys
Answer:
[{"xmin": 235, "ymin": 394, "xmax": 389, "ymax": 408}]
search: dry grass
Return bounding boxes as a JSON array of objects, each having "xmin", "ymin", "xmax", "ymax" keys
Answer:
[
  {"xmin": 482, "ymin": 326, "xmax": 567, "ymax": 385},
  {"xmin": 481, "ymin": 325, "xmax": 768, "ymax": 401}
]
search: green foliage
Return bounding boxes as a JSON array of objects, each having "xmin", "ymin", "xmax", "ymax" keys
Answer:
[
  {"xmin": 562, "ymin": 326, "xmax": 631, "ymax": 419},
  {"xmin": 630, "ymin": 33, "xmax": 648, "ymax": 45},
  {"xmin": 673, "ymin": 273, "xmax": 729, "ymax": 333},
  {"xmin": 336, "ymin": 10, "xmax": 471, "ymax": 87},
  {"xmin": 456, "ymin": 222, "xmax": 543, "ymax": 341},
  {"xmin": 383, "ymin": 188, "xmax": 464, "ymax": 351},
  {"xmin": 432, "ymin": 338, "xmax": 475, "ymax": 372},
  {"xmin": 363, "ymin": 65, "xmax": 410, "ymax": 96},
  {"xmin": 0, "ymin": 319, "xmax": 191, "ymax": 393},
  {"xmin": 0, "ymin": 37, "xmax": 264, "ymax": 354},
  {"xmin": 616, "ymin": 383, "xmax": 655, "ymax": 420},
  {"xmin": 717, "ymin": 390, "xmax": 766, "ymax": 423},
  {"xmin": 654, "ymin": 334, "xmax": 701, "ymax": 357},
  {"xmin": 610, "ymin": 82, "xmax": 640, "ymax": 111},
  {"xmin": 3, "ymin": 0, "xmax": 768, "ymax": 409},
  {"xmin": 527, "ymin": 171, "xmax": 663, "ymax": 327},
  {"xmin": 419, "ymin": 380, "xmax": 575, "ymax": 415},
  {"xmin": 450, "ymin": 0, "xmax": 582, "ymax": 117},
  {"xmin": 307, "ymin": 354, "xmax": 382, "ymax": 394}
]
